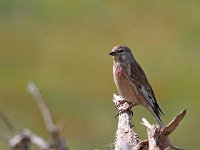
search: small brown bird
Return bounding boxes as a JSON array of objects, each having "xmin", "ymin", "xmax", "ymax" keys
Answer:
[{"xmin": 109, "ymin": 45, "xmax": 164, "ymax": 127}]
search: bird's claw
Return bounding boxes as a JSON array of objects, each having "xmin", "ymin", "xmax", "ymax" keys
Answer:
[
  {"xmin": 116, "ymin": 100, "xmax": 133, "ymax": 108},
  {"xmin": 115, "ymin": 107, "xmax": 133, "ymax": 118},
  {"xmin": 115, "ymin": 100, "xmax": 134, "ymax": 117}
]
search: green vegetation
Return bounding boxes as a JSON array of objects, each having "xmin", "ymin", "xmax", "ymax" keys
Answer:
[{"xmin": 0, "ymin": 0, "xmax": 199, "ymax": 149}]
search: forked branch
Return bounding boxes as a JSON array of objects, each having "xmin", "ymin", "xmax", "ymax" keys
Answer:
[
  {"xmin": 27, "ymin": 81, "xmax": 68, "ymax": 150},
  {"xmin": 113, "ymin": 94, "xmax": 186, "ymax": 150}
]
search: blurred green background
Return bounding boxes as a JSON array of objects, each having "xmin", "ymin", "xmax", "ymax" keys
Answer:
[{"xmin": 0, "ymin": 0, "xmax": 199, "ymax": 149}]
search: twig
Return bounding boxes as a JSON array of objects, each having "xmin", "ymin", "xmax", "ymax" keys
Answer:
[
  {"xmin": 0, "ymin": 110, "xmax": 17, "ymax": 133},
  {"xmin": 162, "ymin": 109, "xmax": 187, "ymax": 136},
  {"xmin": 27, "ymin": 82, "xmax": 55, "ymax": 132}
]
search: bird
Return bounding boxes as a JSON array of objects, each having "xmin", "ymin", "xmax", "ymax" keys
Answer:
[{"xmin": 109, "ymin": 45, "xmax": 164, "ymax": 127}]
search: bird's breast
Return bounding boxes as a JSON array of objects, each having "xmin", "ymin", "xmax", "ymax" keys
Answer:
[
  {"xmin": 113, "ymin": 64, "xmax": 139, "ymax": 104},
  {"xmin": 115, "ymin": 65, "xmax": 123, "ymax": 78}
]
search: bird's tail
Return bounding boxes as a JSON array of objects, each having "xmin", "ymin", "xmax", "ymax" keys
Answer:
[
  {"xmin": 155, "ymin": 113, "xmax": 164, "ymax": 128},
  {"xmin": 149, "ymin": 106, "xmax": 164, "ymax": 128}
]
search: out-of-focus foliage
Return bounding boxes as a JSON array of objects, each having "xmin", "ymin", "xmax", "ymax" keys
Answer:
[{"xmin": 0, "ymin": 0, "xmax": 199, "ymax": 149}]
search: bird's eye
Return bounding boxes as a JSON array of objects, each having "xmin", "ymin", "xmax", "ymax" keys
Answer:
[{"xmin": 119, "ymin": 50, "xmax": 124, "ymax": 53}]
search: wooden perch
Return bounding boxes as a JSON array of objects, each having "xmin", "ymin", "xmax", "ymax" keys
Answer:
[
  {"xmin": 113, "ymin": 94, "xmax": 186, "ymax": 150},
  {"xmin": 113, "ymin": 94, "xmax": 142, "ymax": 150}
]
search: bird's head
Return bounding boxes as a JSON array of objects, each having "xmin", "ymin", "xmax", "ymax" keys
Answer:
[{"xmin": 109, "ymin": 45, "xmax": 134, "ymax": 63}]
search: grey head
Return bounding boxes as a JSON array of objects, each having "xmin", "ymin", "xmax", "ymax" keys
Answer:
[{"xmin": 109, "ymin": 45, "xmax": 135, "ymax": 64}]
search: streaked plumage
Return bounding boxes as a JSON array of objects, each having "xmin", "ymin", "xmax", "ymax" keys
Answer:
[{"xmin": 109, "ymin": 45, "xmax": 164, "ymax": 127}]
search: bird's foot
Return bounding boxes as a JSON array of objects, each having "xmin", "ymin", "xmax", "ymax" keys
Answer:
[
  {"xmin": 115, "ymin": 100, "xmax": 135, "ymax": 117},
  {"xmin": 116, "ymin": 100, "xmax": 133, "ymax": 108},
  {"xmin": 115, "ymin": 107, "xmax": 133, "ymax": 118}
]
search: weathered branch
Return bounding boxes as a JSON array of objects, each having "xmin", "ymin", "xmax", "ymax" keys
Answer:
[
  {"xmin": 113, "ymin": 94, "xmax": 186, "ymax": 150},
  {"xmin": 0, "ymin": 110, "xmax": 49, "ymax": 150},
  {"xmin": 9, "ymin": 129, "xmax": 49, "ymax": 150},
  {"xmin": 27, "ymin": 81, "xmax": 68, "ymax": 150},
  {"xmin": 0, "ymin": 82, "xmax": 69, "ymax": 150}
]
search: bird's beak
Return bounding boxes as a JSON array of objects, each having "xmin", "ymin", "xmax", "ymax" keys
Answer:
[{"xmin": 109, "ymin": 51, "xmax": 116, "ymax": 56}]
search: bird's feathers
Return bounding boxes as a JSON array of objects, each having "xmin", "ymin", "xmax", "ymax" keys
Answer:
[{"xmin": 128, "ymin": 61, "xmax": 164, "ymax": 125}]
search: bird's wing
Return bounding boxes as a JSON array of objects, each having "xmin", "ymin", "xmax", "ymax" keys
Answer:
[{"xmin": 128, "ymin": 61, "xmax": 164, "ymax": 116}]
